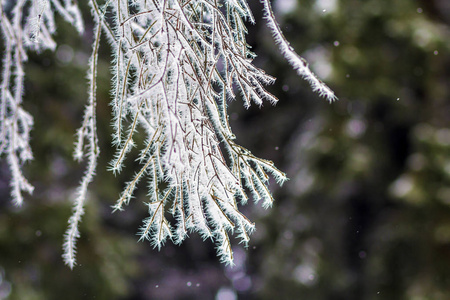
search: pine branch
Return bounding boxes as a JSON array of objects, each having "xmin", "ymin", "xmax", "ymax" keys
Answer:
[
  {"xmin": 1, "ymin": 0, "xmax": 85, "ymax": 205},
  {"xmin": 1, "ymin": 0, "xmax": 336, "ymax": 267},
  {"xmin": 63, "ymin": 5, "xmax": 101, "ymax": 268},
  {"xmin": 261, "ymin": 0, "xmax": 337, "ymax": 102}
]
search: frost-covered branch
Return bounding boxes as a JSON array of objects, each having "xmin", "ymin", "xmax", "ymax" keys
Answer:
[
  {"xmin": 262, "ymin": 0, "xmax": 337, "ymax": 102},
  {"xmin": 63, "ymin": 5, "xmax": 101, "ymax": 268},
  {"xmin": 100, "ymin": 0, "xmax": 291, "ymax": 265},
  {"xmin": 1, "ymin": 0, "xmax": 336, "ymax": 267},
  {"xmin": 0, "ymin": 0, "xmax": 83, "ymax": 205}
]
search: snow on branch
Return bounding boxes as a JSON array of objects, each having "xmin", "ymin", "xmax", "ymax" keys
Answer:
[
  {"xmin": 1, "ymin": 0, "xmax": 84, "ymax": 206},
  {"xmin": 98, "ymin": 0, "xmax": 292, "ymax": 265},
  {"xmin": 63, "ymin": 6, "xmax": 101, "ymax": 268},
  {"xmin": 1, "ymin": 0, "xmax": 336, "ymax": 267}
]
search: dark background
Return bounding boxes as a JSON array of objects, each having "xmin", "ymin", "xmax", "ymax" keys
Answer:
[{"xmin": 1, "ymin": 0, "xmax": 449, "ymax": 299}]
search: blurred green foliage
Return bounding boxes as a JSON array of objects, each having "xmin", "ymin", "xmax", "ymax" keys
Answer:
[
  {"xmin": 240, "ymin": 0, "xmax": 450, "ymax": 299},
  {"xmin": 0, "ymin": 0, "xmax": 449, "ymax": 299}
]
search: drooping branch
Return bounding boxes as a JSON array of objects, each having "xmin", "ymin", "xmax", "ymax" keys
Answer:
[
  {"xmin": 261, "ymin": 0, "xmax": 337, "ymax": 102},
  {"xmin": 0, "ymin": 0, "xmax": 336, "ymax": 268},
  {"xmin": 63, "ymin": 7, "xmax": 101, "ymax": 268}
]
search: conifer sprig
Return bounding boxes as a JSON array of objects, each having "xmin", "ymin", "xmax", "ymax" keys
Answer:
[{"xmin": 0, "ymin": 0, "xmax": 336, "ymax": 267}]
